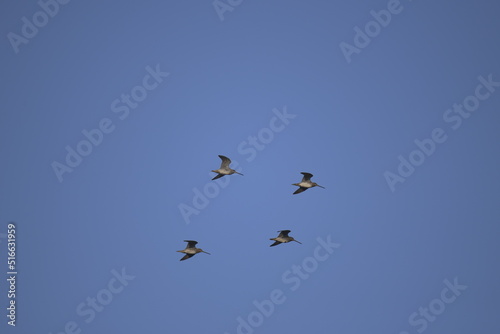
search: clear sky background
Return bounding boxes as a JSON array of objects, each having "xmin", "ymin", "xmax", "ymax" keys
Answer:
[{"xmin": 1, "ymin": 1, "xmax": 499, "ymax": 333}]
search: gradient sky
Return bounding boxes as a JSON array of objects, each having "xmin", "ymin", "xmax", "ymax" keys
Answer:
[{"xmin": 1, "ymin": 1, "xmax": 500, "ymax": 333}]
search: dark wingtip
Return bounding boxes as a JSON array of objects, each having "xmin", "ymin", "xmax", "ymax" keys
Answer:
[{"xmin": 212, "ymin": 174, "xmax": 224, "ymax": 180}]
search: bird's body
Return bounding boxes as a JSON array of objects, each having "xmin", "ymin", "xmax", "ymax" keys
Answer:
[
  {"xmin": 292, "ymin": 172, "xmax": 325, "ymax": 194},
  {"xmin": 211, "ymin": 155, "xmax": 244, "ymax": 180},
  {"xmin": 177, "ymin": 240, "xmax": 211, "ymax": 261},
  {"xmin": 269, "ymin": 230, "xmax": 302, "ymax": 247}
]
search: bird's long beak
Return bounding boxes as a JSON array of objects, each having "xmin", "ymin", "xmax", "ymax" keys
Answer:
[
  {"xmin": 294, "ymin": 240, "xmax": 302, "ymax": 244},
  {"xmin": 317, "ymin": 185, "xmax": 325, "ymax": 189},
  {"xmin": 202, "ymin": 251, "xmax": 211, "ymax": 255},
  {"xmin": 235, "ymin": 172, "xmax": 244, "ymax": 176}
]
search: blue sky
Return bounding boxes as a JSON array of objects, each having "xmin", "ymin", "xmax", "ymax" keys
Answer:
[{"xmin": 1, "ymin": 1, "xmax": 499, "ymax": 333}]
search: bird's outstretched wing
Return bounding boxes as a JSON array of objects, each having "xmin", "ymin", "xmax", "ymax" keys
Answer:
[
  {"xmin": 180, "ymin": 254, "xmax": 194, "ymax": 261},
  {"xmin": 278, "ymin": 230, "xmax": 291, "ymax": 237},
  {"xmin": 184, "ymin": 240, "xmax": 198, "ymax": 248},
  {"xmin": 218, "ymin": 155, "xmax": 231, "ymax": 168},
  {"xmin": 301, "ymin": 172, "xmax": 313, "ymax": 182},
  {"xmin": 269, "ymin": 240, "xmax": 281, "ymax": 247},
  {"xmin": 293, "ymin": 187, "xmax": 307, "ymax": 195},
  {"xmin": 212, "ymin": 173, "xmax": 224, "ymax": 180}
]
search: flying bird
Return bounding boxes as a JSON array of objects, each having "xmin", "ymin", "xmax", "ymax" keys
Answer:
[
  {"xmin": 177, "ymin": 240, "xmax": 211, "ymax": 261},
  {"xmin": 211, "ymin": 155, "xmax": 243, "ymax": 180},
  {"xmin": 292, "ymin": 172, "xmax": 325, "ymax": 194},
  {"xmin": 269, "ymin": 230, "xmax": 302, "ymax": 247}
]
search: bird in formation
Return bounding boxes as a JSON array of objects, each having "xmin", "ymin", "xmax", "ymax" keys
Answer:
[
  {"xmin": 176, "ymin": 240, "xmax": 211, "ymax": 261},
  {"xmin": 178, "ymin": 157, "xmax": 327, "ymax": 261},
  {"xmin": 292, "ymin": 172, "xmax": 325, "ymax": 194},
  {"xmin": 269, "ymin": 230, "xmax": 302, "ymax": 247},
  {"xmin": 211, "ymin": 155, "xmax": 244, "ymax": 180}
]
